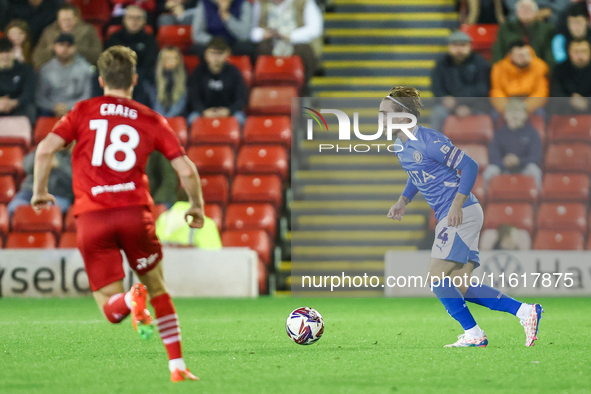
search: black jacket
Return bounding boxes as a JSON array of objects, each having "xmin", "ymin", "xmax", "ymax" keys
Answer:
[
  {"xmin": 188, "ymin": 62, "xmax": 248, "ymax": 114},
  {"xmin": 105, "ymin": 28, "xmax": 159, "ymax": 84},
  {"xmin": 4, "ymin": 0, "xmax": 62, "ymax": 44},
  {"xmin": 0, "ymin": 60, "xmax": 36, "ymax": 111},
  {"xmin": 551, "ymin": 60, "xmax": 591, "ymax": 97}
]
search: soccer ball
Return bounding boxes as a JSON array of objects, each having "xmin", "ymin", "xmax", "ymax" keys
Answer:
[{"xmin": 286, "ymin": 307, "xmax": 324, "ymax": 345}]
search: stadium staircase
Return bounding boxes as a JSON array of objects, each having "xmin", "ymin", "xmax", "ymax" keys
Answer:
[{"xmin": 282, "ymin": 0, "xmax": 459, "ymax": 295}]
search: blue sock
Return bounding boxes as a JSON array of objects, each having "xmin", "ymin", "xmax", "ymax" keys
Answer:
[
  {"xmin": 431, "ymin": 277, "xmax": 477, "ymax": 330},
  {"xmin": 464, "ymin": 284, "xmax": 521, "ymax": 316}
]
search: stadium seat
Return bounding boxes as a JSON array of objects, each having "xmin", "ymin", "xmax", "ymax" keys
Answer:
[
  {"xmin": 0, "ymin": 116, "xmax": 32, "ymax": 149},
  {"xmin": 225, "ymin": 203, "xmax": 277, "ymax": 238},
  {"xmin": 0, "ymin": 175, "xmax": 15, "ymax": 204},
  {"xmin": 258, "ymin": 258, "xmax": 267, "ymax": 294},
  {"xmin": 0, "ymin": 146, "xmax": 24, "ymax": 176},
  {"xmin": 166, "ymin": 117, "xmax": 189, "ymax": 146},
  {"xmin": 64, "ymin": 207, "xmax": 76, "ymax": 232},
  {"xmin": 529, "ymin": 114, "xmax": 546, "ymax": 147},
  {"xmin": 156, "ymin": 25, "xmax": 192, "ymax": 51},
  {"xmin": 533, "ymin": 230, "xmax": 584, "ymax": 250},
  {"xmin": 483, "ymin": 203, "xmax": 534, "ymax": 235},
  {"xmin": 548, "ymin": 114, "xmax": 591, "ymax": 143},
  {"xmin": 544, "ymin": 144, "xmax": 591, "ymax": 173},
  {"xmin": 183, "ymin": 55, "xmax": 200, "ymax": 74},
  {"xmin": 243, "ymin": 116, "xmax": 291, "ymax": 148},
  {"xmin": 58, "ymin": 232, "xmax": 78, "ymax": 248},
  {"xmin": 190, "ymin": 117, "xmax": 240, "ymax": 148},
  {"xmin": 254, "ymin": 55, "xmax": 305, "ymax": 91},
  {"xmin": 0, "ymin": 204, "xmax": 8, "ymax": 237},
  {"xmin": 455, "ymin": 144, "xmax": 488, "ymax": 172},
  {"xmin": 488, "ymin": 174, "xmax": 538, "ymax": 203},
  {"xmin": 227, "ymin": 55, "xmax": 253, "ymax": 87},
  {"xmin": 537, "ymin": 203, "xmax": 587, "ymax": 233},
  {"xmin": 204, "ymin": 203, "xmax": 223, "ymax": 233},
  {"xmin": 70, "ymin": 0, "xmax": 111, "ymax": 25},
  {"xmin": 5, "ymin": 231, "xmax": 57, "ymax": 249},
  {"xmin": 231, "ymin": 175, "xmax": 282, "ymax": 208},
  {"xmin": 541, "ymin": 173, "xmax": 590, "ymax": 203},
  {"xmin": 248, "ymin": 86, "xmax": 298, "ymax": 116},
  {"xmin": 186, "ymin": 145, "xmax": 235, "ymax": 177},
  {"xmin": 221, "ymin": 229, "xmax": 272, "ymax": 266},
  {"xmin": 12, "ymin": 205, "xmax": 63, "ymax": 235},
  {"xmin": 151, "ymin": 204, "xmax": 168, "ymax": 222},
  {"xmin": 442, "ymin": 115, "xmax": 494, "ymax": 145},
  {"xmin": 459, "ymin": 24, "xmax": 498, "ymax": 61},
  {"xmin": 200, "ymin": 174, "xmax": 229, "ymax": 206},
  {"xmin": 472, "ymin": 174, "xmax": 486, "ymax": 205},
  {"xmin": 106, "ymin": 24, "xmax": 153, "ymax": 40},
  {"xmin": 236, "ymin": 145, "xmax": 289, "ymax": 179},
  {"xmin": 34, "ymin": 117, "xmax": 60, "ymax": 144}
]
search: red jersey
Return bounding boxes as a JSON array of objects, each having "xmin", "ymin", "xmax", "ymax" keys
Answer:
[{"xmin": 51, "ymin": 96, "xmax": 185, "ymax": 216}]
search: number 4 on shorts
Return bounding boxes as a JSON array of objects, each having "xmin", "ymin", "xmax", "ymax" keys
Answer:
[{"xmin": 437, "ymin": 227, "xmax": 449, "ymax": 244}]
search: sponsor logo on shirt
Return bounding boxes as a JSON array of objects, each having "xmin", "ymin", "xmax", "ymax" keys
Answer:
[{"xmin": 91, "ymin": 181, "xmax": 136, "ymax": 196}]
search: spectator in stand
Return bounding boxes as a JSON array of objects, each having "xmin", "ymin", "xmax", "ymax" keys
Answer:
[
  {"xmin": 502, "ymin": 0, "xmax": 571, "ymax": 26},
  {"xmin": 490, "ymin": 40, "xmax": 549, "ymax": 114},
  {"xmin": 0, "ymin": 0, "xmax": 8, "ymax": 32},
  {"xmin": 32, "ymin": 3, "xmax": 102, "ymax": 69},
  {"xmin": 4, "ymin": 19, "xmax": 33, "ymax": 65},
  {"xmin": 6, "ymin": 145, "xmax": 73, "ymax": 215},
  {"xmin": 0, "ymin": 38, "xmax": 36, "ymax": 125},
  {"xmin": 187, "ymin": 37, "xmax": 248, "ymax": 125},
  {"xmin": 480, "ymin": 224, "xmax": 531, "ymax": 250},
  {"xmin": 464, "ymin": 0, "xmax": 505, "ymax": 24},
  {"xmin": 430, "ymin": 31, "xmax": 491, "ymax": 132},
  {"xmin": 552, "ymin": 2, "xmax": 590, "ymax": 64},
  {"xmin": 146, "ymin": 151, "xmax": 179, "ymax": 209},
  {"xmin": 251, "ymin": 0, "xmax": 323, "ymax": 88},
  {"xmin": 158, "ymin": 0, "xmax": 199, "ymax": 27},
  {"xmin": 148, "ymin": 46, "xmax": 188, "ymax": 117},
  {"xmin": 190, "ymin": 0, "xmax": 254, "ymax": 59},
  {"xmin": 492, "ymin": 0, "xmax": 555, "ymax": 69},
  {"xmin": 483, "ymin": 98, "xmax": 543, "ymax": 189},
  {"xmin": 36, "ymin": 33, "xmax": 93, "ymax": 117},
  {"xmin": 110, "ymin": 0, "xmax": 157, "ymax": 26},
  {"xmin": 105, "ymin": 5, "xmax": 159, "ymax": 105},
  {"xmin": 551, "ymin": 39, "xmax": 591, "ymax": 114},
  {"xmin": 2, "ymin": 0, "xmax": 63, "ymax": 45}
]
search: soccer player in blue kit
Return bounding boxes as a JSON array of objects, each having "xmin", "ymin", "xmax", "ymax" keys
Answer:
[{"xmin": 383, "ymin": 87, "xmax": 543, "ymax": 347}]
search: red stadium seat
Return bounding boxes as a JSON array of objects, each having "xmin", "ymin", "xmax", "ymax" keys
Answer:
[
  {"xmin": 537, "ymin": 203, "xmax": 587, "ymax": 233},
  {"xmin": 456, "ymin": 144, "xmax": 488, "ymax": 172},
  {"xmin": 64, "ymin": 207, "xmax": 76, "ymax": 232},
  {"xmin": 459, "ymin": 24, "xmax": 498, "ymax": 61},
  {"xmin": 483, "ymin": 203, "xmax": 534, "ymax": 235},
  {"xmin": 0, "ymin": 146, "xmax": 24, "ymax": 176},
  {"xmin": 254, "ymin": 55, "xmax": 305, "ymax": 91},
  {"xmin": 248, "ymin": 86, "xmax": 298, "ymax": 116},
  {"xmin": 151, "ymin": 204, "xmax": 168, "ymax": 222},
  {"xmin": 190, "ymin": 117, "xmax": 240, "ymax": 148},
  {"xmin": 0, "ymin": 116, "xmax": 32, "ymax": 149},
  {"xmin": 545, "ymin": 144, "xmax": 591, "ymax": 173},
  {"xmin": 200, "ymin": 174, "xmax": 229, "ymax": 205},
  {"xmin": 228, "ymin": 55, "xmax": 252, "ymax": 87},
  {"xmin": 221, "ymin": 229, "xmax": 272, "ymax": 266},
  {"xmin": 529, "ymin": 114, "xmax": 546, "ymax": 147},
  {"xmin": 0, "ymin": 204, "xmax": 8, "ymax": 237},
  {"xmin": 472, "ymin": 174, "xmax": 486, "ymax": 205},
  {"xmin": 204, "ymin": 203, "xmax": 223, "ymax": 233},
  {"xmin": 5, "ymin": 232, "xmax": 57, "ymax": 249},
  {"xmin": 166, "ymin": 117, "xmax": 189, "ymax": 146},
  {"xmin": 548, "ymin": 115, "xmax": 591, "ymax": 144},
  {"xmin": 157, "ymin": 25, "xmax": 192, "ymax": 51},
  {"xmin": 183, "ymin": 55, "xmax": 200, "ymax": 74},
  {"xmin": 70, "ymin": 0, "xmax": 111, "ymax": 25},
  {"xmin": 533, "ymin": 230, "xmax": 584, "ymax": 250},
  {"xmin": 12, "ymin": 205, "xmax": 63, "ymax": 235},
  {"xmin": 34, "ymin": 117, "xmax": 60, "ymax": 144},
  {"xmin": 225, "ymin": 203, "xmax": 277, "ymax": 238},
  {"xmin": 243, "ymin": 116, "xmax": 291, "ymax": 148},
  {"xmin": 541, "ymin": 173, "xmax": 590, "ymax": 203},
  {"xmin": 0, "ymin": 175, "xmax": 16, "ymax": 204},
  {"xmin": 59, "ymin": 232, "xmax": 78, "ymax": 248},
  {"xmin": 186, "ymin": 145, "xmax": 235, "ymax": 177},
  {"xmin": 488, "ymin": 174, "xmax": 538, "ymax": 203},
  {"xmin": 442, "ymin": 115, "xmax": 494, "ymax": 144},
  {"xmin": 231, "ymin": 175, "xmax": 282, "ymax": 208},
  {"xmin": 237, "ymin": 145, "xmax": 289, "ymax": 179}
]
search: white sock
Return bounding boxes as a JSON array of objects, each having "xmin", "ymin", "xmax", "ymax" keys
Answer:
[
  {"xmin": 516, "ymin": 303, "xmax": 533, "ymax": 321},
  {"xmin": 124, "ymin": 291, "xmax": 133, "ymax": 310},
  {"xmin": 169, "ymin": 358, "xmax": 186, "ymax": 372},
  {"xmin": 465, "ymin": 325, "xmax": 485, "ymax": 338}
]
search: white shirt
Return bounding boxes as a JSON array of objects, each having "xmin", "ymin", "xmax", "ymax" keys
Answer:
[{"xmin": 250, "ymin": 0, "xmax": 323, "ymax": 44}]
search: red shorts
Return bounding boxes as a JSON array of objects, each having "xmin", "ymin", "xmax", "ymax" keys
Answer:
[{"xmin": 76, "ymin": 205, "xmax": 162, "ymax": 292}]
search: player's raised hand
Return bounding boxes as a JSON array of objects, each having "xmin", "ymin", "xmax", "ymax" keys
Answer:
[
  {"xmin": 387, "ymin": 201, "xmax": 406, "ymax": 221},
  {"xmin": 185, "ymin": 206, "xmax": 205, "ymax": 229},
  {"xmin": 30, "ymin": 192, "xmax": 56, "ymax": 212}
]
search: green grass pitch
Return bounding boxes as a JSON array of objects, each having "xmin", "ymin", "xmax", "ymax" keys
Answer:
[{"xmin": 1, "ymin": 297, "xmax": 589, "ymax": 394}]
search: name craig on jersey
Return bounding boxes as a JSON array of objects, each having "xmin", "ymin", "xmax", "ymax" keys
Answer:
[{"xmin": 100, "ymin": 103, "xmax": 138, "ymax": 119}]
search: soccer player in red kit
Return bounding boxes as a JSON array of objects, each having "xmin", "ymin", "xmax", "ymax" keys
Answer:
[{"xmin": 31, "ymin": 46, "xmax": 203, "ymax": 382}]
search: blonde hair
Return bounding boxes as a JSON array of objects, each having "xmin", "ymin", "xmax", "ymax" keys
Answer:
[
  {"xmin": 156, "ymin": 46, "xmax": 186, "ymax": 109},
  {"xmin": 385, "ymin": 86, "xmax": 424, "ymax": 118},
  {"xmin": 97, "ymin": 46, "xmax": 137, "ymax": 89},
  {"xmin": 4, "ymin": 19, "xmax": 32, "ymax": 64}
]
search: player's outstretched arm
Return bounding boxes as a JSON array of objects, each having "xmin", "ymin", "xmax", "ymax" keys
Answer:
[
  {"xmin": 387, "ymin": 178, "xmax": 418, "ymax": 221},
  {"xmin": 31, "ymin": 133, "xmax": 66, "ymax": 211},
  {"xmin": 447, "ymin": 154, "xmax": 479, "ymax": 227},
  {"xmin": 171, "ymin": 155, "xmax": 205, "ymax": 229}
]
